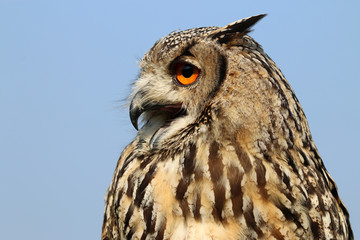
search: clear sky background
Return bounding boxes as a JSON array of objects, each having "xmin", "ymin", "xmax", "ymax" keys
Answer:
[{"xmin": 1, "ymin": 1, "xmax": 359, "ymax": 239}]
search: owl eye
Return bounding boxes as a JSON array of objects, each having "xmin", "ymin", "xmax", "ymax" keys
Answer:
[{"xmin": 173, "ymin": 62, "xmax": 200, "ymax": 85}]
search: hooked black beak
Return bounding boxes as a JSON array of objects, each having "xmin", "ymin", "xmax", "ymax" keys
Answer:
[
  {"xmin": 129, "ymin": 91, "xmax": 145, "ymax": 131},
  {"xmin": 129, "ymin": 104, "xmax": 141, "ymax": 131},
  {"xmin": 129, "ymin": 91, "xmax": 161, "ymax": 130},
  {"xmin": 129, "ymin": 91, "xmax": 185, "ymax": 131}
]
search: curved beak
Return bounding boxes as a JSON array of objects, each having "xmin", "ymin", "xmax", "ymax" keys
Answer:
[
  {"xmin": 129, "ymin": 91, "xmax": 144, "ymax": 130},
  {"xmin": 129, "ymin": 91, "xmax": 184, "ymax": 131},
  {"xmin": 129, "ymin": 91, "xmax": 161, "ymax": 130}
]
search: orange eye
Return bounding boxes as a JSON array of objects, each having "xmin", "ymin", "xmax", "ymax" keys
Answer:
[{"xmin": 174, "ymin": 62, "xmax": 200, "ymax": 85}]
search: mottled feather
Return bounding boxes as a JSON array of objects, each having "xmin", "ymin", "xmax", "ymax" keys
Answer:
[{"xmin": 102, "ymin": 15, "xmax": 352, "ymax": 240}]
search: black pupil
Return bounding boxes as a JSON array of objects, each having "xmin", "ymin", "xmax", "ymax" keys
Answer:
[{"xmin": 182, "ymin": 64, "xmax": 193, "ymax": 78}]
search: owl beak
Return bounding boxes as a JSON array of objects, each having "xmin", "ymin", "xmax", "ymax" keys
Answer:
[
  {"xmin": 129, "ymin": 91, "xmax": 163, "ymax": 131},
  {"xmin": 129, "ymin": 91, "xmax": 185, "ymax": 131},
  {"xmin": 129, "ymin": 91, "xmax": 145, "ymax": 131},
  {"xmin": 129, "ymin": 107, "xmax": 140, "ymax": 131}
]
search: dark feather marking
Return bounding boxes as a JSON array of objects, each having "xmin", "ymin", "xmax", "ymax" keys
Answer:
[
  {"xmin": 317, "ymin": 176, "xmax": 326, "ymax": 195},
  {"xmin": 329, "ymin": 202, "xmax": 340, "ymax": 234},
  {"xmin": 159, "ymin": 149, "xmax": 171, "ymax": 162},
  {"xmin": 209, "ymin": 141, "xmax": 226, "ymax": 221},
  {"xmin": 337, "ymin": 212, "xmax": 345, "ymax": 236},
  {"xmin": 306, "ymin": 169, "xmax": 326, "ymax": 195},
  {"xmin": 126, "ymin": 229, "xmax": 134, "ymax": 240},
  {"xmin": 179, "ymin": 43, "xmax": 196, "ymax": 58},
  {"xmin": 233, "ymin": 143, "xmax": 252, "ymax": 173},
  {"xmin": 194, "ymin": 166, "xmax": 203, "ymax": 181},
  {"xmin": 275, "ymin": 201, "xmax": 302, "ymax": 229},
  {"xmin": 306, "ymin": 179, "xmax": 316, "ymax": 195},
  {"xmin": 196, "ymin": 104, "xmax": 213, "ymax": 127},
  {"xmin": 179, "ymin": 198, "xmax": 191, "ymax": 218},
  {"xmin": 271, "ymin": 227, "xmax": 285, "ymax": 240},
  {"xmin": 272, "ymin": 162, "xmax": 296, "ymax": 202},
  {"xmin": 282, "ymin": 171, "xmax": 291, "ymax": 189},
  {"xmin": 217, "ymin": 55, "xmax": 227, "ymax": 94},
  {"xmin": 126, "ymin": 174, "xmax": 135, "ymax": 197},
  {"xmin": 183, "ymin": 143, "xmax": 197, "ymax": 176},
  {"xmin": 244, "ymin": 201, "xmax": 264, "ymax": 237},
  {"xmin": 227, "ymin": 164, "xmax": 244, "ymax": 217},
  {"xmin": 134, "ymin": 163, "xmax": 157, "ymax": 207},
  {"xmin": 124, "ymin": 203, "xmax": 134, "ymax": 232},
  {"xmin": 255, "ymin": 159, "xmax": 267, "ymax": 198},
  {"xmin": 299, "ymin": 149, "xmax": 310, "ymax": 166},
  {"xmin": 283, "ymin": 189, "xmax": 296, "ymax": 203},
  {"xmin": 114, "ymin": 187, "xmax": 124, "ymax": 210},
  {"xmin": 316, "ymin": 192, "xmax": 326, "ymax": 214},
  {"xmin": 310, "ymin": 192, "xmax": 326, "ymax": 237},
  {"xmin": 103, "ymin": 188, "xmax": 121, "ymax": 240},
  {"xmin": 194, "ymin": 190, "xmax": 201, "ymax": 220},
  {"xmin": 209, "ymin": 141, "xmax": 224, "ymax": 182},
  {"xmin": 285, "ymin": 152, "xmax": 299, "ymax": 176},
  {"xmin": 175, "ymin": 178, "xmax": 188, "ymax": 200},
  {"xmin": 310, "ymin": 218, "xmax": 322, "ymax": 239},
  {"xmin": 118, "ymin": 152, "xmax": 135, "ymax": 177},
  {"xmin": 205, "ymin": 54, "xmax": 227, "ymax": 103},
  {"xmin": 140, "ymin": 154, "xmax": 154, "ymax": 169},
  {"xmin": 143, "ymin": 201, "xmax": 156, "ymax": 234},
  {"xmin": 213, "ymin": 184, "xmax": 226, "ymax": 222},
  {"xmin": 101, "ymin": 212, "xmax": 108, "ymax": 233},
  {"xmin": 282, "ymin": 120, "xmax": 294, "ymax": 149},
  {"xmin": 273, "ymin": 162, "xmax": 290, "ymax": 189},
  {"xmin": 309, "ymin": 143, "xmax": 321, "ymax": 160},
  {"xmin": 263, "ymin": 151, "xmax": 272, "ymax": 162},
  {"xmin": 302, "ymin": 137, "xmax": 310, "ymax": 148},
  {"xmin": 175, "ymin": 179, "xmax": 190, "ymax": 218},
  {"xmin": 175, "ymin": 143, "xmax": 197, "ymax": 219},
  {"xmin": 155, "ymin": 220, "xmax": 166, "ymax": 240}
]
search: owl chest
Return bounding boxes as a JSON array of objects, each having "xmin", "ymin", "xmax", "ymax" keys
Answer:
[
  {"xmin": 115, "ymin": 146, "xmax": 272, "ymax": 239},
  {"xmin": 116, "ymin": 152, "xmax": 247, "ymax": 239},
  {"xmin": 114, "ymin": 143, "xmax": 320, "ymax": 240}
]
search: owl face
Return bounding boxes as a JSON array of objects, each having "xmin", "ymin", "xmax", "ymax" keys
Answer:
[
  {"xmin": 129, "ymin": 33, "xmax": 224, "ymax": 148},
  {"xmin": 129, "ymin": 15, "xmax": 270, "ymax": 149}
]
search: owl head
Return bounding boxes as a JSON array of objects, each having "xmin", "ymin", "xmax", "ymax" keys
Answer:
[{"xmin": 129, "ymin": 14, "xmax": 304, "ymax": 151}]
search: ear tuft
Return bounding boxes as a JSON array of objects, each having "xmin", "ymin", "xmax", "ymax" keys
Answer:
[{"xmin": 209, "ymin": 14, "xmax": 266, "ymax": 44}]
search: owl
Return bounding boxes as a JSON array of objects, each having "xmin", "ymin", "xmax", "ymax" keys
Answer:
[{"xmin": 102, "ymin": 15, "xmax": 353, "ymax": 240}]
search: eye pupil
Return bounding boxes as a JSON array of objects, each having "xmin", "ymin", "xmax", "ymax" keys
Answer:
[
  {"xmin": 182, "ymin": 65, "xmax": 193, "ymax": 78},
  {"xmin": 174, "ymin": 62, "xmax": 199, "ymax": 86}
]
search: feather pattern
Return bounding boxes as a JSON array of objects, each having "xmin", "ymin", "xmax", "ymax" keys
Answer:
[{"xmin": 102, "ymin": 15, "xmax": 352, "ymax": 240}]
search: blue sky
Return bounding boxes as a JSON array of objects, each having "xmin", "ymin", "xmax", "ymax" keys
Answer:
[{"xmin": 1, "ymin": 1, "xmax": 359, "ymax": 239}]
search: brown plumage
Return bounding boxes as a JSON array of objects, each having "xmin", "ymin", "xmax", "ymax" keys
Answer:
[{"xmin": 102, "ymin": 15, "xmax": 353, "ymax": 239}]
